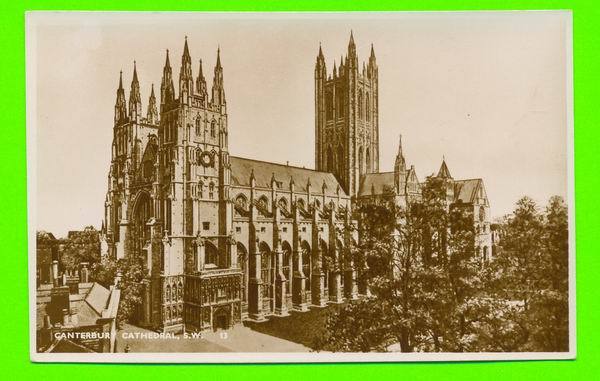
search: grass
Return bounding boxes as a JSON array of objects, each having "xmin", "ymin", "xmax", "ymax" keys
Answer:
[{"xmin": 243, "ymin": 303, "xmax": 345, "ymax": 349}]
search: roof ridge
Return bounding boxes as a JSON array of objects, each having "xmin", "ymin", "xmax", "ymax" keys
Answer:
[
  {"xmin": 230, "ymin": 155, "xmax": 336, "ymax": 176},
  {"xmin": 454, "ymin": 178, "xmax": 483, "ymax": 182}
]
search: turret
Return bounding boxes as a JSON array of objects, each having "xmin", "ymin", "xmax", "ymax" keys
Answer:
[
  {"xmin": 315, "ymin": 43, "xmax": 326, "ymax": 78},
  {"xmin": 128, "ymin": 61, "xmax": 142, "ymax": 121},
  {"xmin": 367, "ymin": 43, "xmax": 377, "ymax": 78},
  {"xmin": 146, "ymin": 84, "xmax": 158, "ymax": 124},
  {"xmin": 196, "ymin": 59, "xmax": 208, "ymax": 101},
  {"xmin": 160, "ymin": 49, "xmax": 175, "ymax": 108},
  {"xmin": 394, "ymin": 135, "xmax": 407, "ymax": 193},
  {"xmin": 179, "ymin": 37, "xmax": 194, "ymax": 102},
  {"xmin": 211, "ymin": 47, "xmax": 226, "ymax": 107},
  {"xmin": 347, "ymin": 30, "xmax": 358, "ymax": 69},
  {"xmin": 114, "ymin": 71, "xmax": 127, "ymax": 125}
]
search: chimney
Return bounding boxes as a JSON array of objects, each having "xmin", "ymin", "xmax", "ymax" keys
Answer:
[{"xmin": 51, "ymin": 260, "xmax": 59, "ymax": 287}]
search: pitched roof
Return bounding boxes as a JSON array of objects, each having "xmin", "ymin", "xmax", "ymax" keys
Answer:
[
  {"xmin": 358, "ymin": 172, "xmax": 395, "ymax": 196},
  {"xmin": 437, "ymin": 159, "xmax": 452, "ymax": 178},
  {"xmin": 453, "ymin": 179, "xmax": 483, "ymax": 203},
  {"xmin": 230, "ymin": 156, "xmax": 346, "ymax": 197}
]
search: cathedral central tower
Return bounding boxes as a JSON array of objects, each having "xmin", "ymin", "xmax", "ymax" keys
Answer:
[{"xmin": 315, "ymin": 32, "xmax": 379, "ymax": 196}]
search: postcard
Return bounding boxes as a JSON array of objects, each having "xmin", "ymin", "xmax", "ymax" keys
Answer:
[{"xmin": 26, "ymin": 11, "xmax": 574, "ymax": 362}]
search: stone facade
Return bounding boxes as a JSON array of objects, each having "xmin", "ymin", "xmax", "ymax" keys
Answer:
[{"xmin": 102, "ymin": 33, "xmax": 491, "ymax": 333}]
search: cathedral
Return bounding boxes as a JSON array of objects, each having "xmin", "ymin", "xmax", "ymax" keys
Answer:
[{"xmin": 102, "ymin": 33, "xmax": 492, "ymax": 333}]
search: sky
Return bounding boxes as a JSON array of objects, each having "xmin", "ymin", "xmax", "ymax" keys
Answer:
[{"xmin": 28, "ymin": 12, "xmax": 571, "ymax": 237}]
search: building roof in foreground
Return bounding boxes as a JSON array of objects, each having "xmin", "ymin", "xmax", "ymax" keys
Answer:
[
  {"xmin": 230, "ymin": 156, "xmax": 347, "ymax": 197},
  {"xmin": 36, "ymin": 282, "xmax": 113, "ymax": 330}
]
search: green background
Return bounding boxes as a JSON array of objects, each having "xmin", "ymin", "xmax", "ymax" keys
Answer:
[{"xmin": 1, "ymin": 0, "xmax": 597, "ymax": 378}]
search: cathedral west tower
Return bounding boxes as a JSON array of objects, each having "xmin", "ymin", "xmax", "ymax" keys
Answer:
[{"xmin": 315, "ymin": 32, "xmax": 379, "ymax": 197}]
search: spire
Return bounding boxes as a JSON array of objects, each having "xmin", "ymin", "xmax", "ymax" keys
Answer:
[
  {"xmin": 179, "ymin": 36, "xmax": 194, "ymax": 100},
  {"xmin": 211, "ymin": 46, "xmax": 225, "ymax": 106},
  {"xmin": 128, "ymin": 61, "xmax": 142, "ymax": 120},
  {"xmin": 114, "ymin": 70, "xmax": 127, "ymax": 125},
  {"xmin": 146, "ymin": 84, "xmax": 158, "ymax": 124},
  {"xmin": 394, "ymin": 134, "xmax": 407, "ymax": 193},
  {"xmin": 161, "ymin": 49, "xmax": 175, "ymax": 106},
  {"xmin": 315, "ymin": 42, "xmax": 326, "ymax": 76},
  {"xmin": 437, "ymin": 157, "xmax": 452, "ymax": 179},
  {"xmin": 347, "ymin": 30, "xmax": 357, "ymax": 66},
  {"xmin": 118, "ymin": 70, "xmax": 123, "ymax": 90},
  {"xmin": 183, "ymin": 36, "xmax": 190, "ymax": 58},
  {"xmin": 196, "ymin": 59, "xmax": 208, "ymax": 100},
  {"xmin": 216, "ymin": 45, "xmax": 222, "ymax": 69},
  {"xmin": 368, "ymin": 43, "xmax": 377, "ymax": 78}
]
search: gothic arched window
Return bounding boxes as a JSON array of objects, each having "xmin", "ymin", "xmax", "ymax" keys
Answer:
[
  {"xmin": 198, "ymin": 181, "xmax": 204, "ymax": 198},
  {"xmin": 209, "ymin": 182, "xmax": 215, "ymax": 199},
  {"xmin": 365, "ymin": 93, "xmax": 370, "ymax": 121},
  {"xmin": 365, "ymin": 148, "xmax": 371, "ymax": 174},
  {"xmin": 358, "ymin": 146, "xmax": 364, "ymax": 176},
  {"xmin": 337, "ymin": 145, "xmax": 344, "ymax": 179},
  {"xmin": 297, "ymin": 198, "xmax": 305, "ymax": 212},
  {"xmin": 325, "ymin": 91, "xmax": 333, "ymax": 120},
  {"xmin": 278, "ymin": 197, "xmax": 288, "ymax": 213},
  {"xmin": 210, "ymin": 120, "xmax": 216, "ymax": 138},
  {"xmin": 358, "ymin": 90, "xmax": 363, "ymax": 119},
  {"xmin": 327, "ymin": 146, "xmax": 333, "ymax": 172},
  {"xmin": 235, "ymin": 194, "xmax": 247, "ymax": 210},
  {"xmin": 195, "ymin": 117, "xmax": 202, "ymax": 136}
]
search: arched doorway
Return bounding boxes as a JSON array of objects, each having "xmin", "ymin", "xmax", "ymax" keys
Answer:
[
  {"xmin": 132, "ymin": 191, "xmax": 153, "ymax": 263},
  {"xmin": 213, "ymin": 306, "xmax": 230, "ymax": 331}
]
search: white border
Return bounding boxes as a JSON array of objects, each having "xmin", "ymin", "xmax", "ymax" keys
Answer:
[{"xmin": 26, "ymin": 10, "xmax": 576, "ymax": 363}]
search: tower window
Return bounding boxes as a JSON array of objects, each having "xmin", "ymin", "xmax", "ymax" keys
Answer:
[
  {"xmin": 209, "ymin": 182, "xmax": 215, "ymax": 199},
  {"xmin": 195, "ymin": 117, "xmax": 201, "ymax": 136},
  {"xmin": 325, "ymin": 91, "xmax": 333, "ymax": 120},
  {"xmin": 210, "ymin": 121, "xmax": 216, "ymax": 138},
  {"xmin": 203, "ymin": 222, "xmax": 210, "ymax": 230},
  {"xmin": 365, "ymin": 92, "xmax": 370, "ymax": 121},
  {"xmin": 358, "ymin": 90, "xmax": 363, "ymax": 119}
]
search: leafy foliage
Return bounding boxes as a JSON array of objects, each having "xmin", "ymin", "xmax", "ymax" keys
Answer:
[
  {"xmin": 59, "ymin": 226, "xmax": 102, "ymax": 270},
  {"xmin": 316, "ymin": 180, "xmax": 569, "ymax": 353},
  {"xmin": 91, "ymin": 254, "xmax": 148, "ymax": 328}
]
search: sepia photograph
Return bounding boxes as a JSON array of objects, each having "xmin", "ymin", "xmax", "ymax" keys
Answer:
[{"xmin": 26, "ymin": 11, "xmax": 574, "ymax": 362}]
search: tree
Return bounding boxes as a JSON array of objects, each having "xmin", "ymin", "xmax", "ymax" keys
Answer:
[
  {"xmin": 483, "ymin": 196, "xmax": 569, "ymax": 352},
  {"xmin": 318, "ymin": 177, "xmax": 491, "ymax": 352},
  {"xmin": 60, "ymin": 226, "xmax": 101, "ymax": 271},
  {"xmin": 91, "ymin": 254, "xmax": 148, "ymax": 328},
  {"xmin": 526, "ymin": 196, "xmax": 569, "ymax": 351}
]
